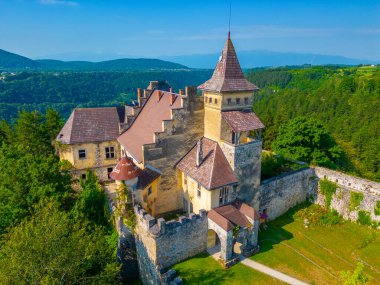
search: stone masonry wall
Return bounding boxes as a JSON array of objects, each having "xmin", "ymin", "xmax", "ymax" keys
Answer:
[
  {"xmin": 314, "ymin": 167, "xmax": 380, "ymax": 222},
  {"xmin": 221, "ymin": 140, "xmax": 263, "ymax": 210},
  {"xmin": 135, "ymin": 205, "xmax": 208, "ymax": 285},
  {"xmin": 259, "ymin": 168, "xmax": 318, "ymax": 221}
]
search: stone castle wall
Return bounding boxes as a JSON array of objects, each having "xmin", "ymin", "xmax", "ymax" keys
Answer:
[
  {"xmin": 259, "ymin": 168, "xmax": 318, "ymax": 220},
  {"xmin": 314, "ymin": 167, "xmax": 380, "ymax": 222},
  {"xmin": 134, "ymin": 205, "xmax": 208, "ymax": 285},
  {"xmin": 221, "ymin": 140, "xmax": 263, "ymax": 210}
]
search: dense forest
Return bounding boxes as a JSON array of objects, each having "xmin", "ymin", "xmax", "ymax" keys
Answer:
[
  {"xmin": 0, "ymin": 70, "xmax": 212, "ymax": 121},
  {"xmin": 0, "ymin": 110, "xmax": 124, "ymax": 284},
  {"xmin": 248, "ymin": 65, "xmax": 380, "ymax": 181}
]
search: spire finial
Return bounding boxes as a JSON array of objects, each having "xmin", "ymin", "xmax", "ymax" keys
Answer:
[{"xmin": 228, "ymin": 3, "xmax": 231, "ymax": 39}]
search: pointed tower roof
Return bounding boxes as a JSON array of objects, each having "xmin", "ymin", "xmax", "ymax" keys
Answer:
[
  {"xmin": 110, "ymin": 156, "xmax": 140, "ymax": 181},
  {"xmin": 198, "ymin": 35, "xmax": 258, "ymax": 93}
]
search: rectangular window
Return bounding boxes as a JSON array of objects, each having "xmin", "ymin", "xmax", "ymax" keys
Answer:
[
  {"xmin": 197, "ymin": 183, "xmax": 201, "ymax": 198},
  {"xmin": 81, "ymin": 173, "xmax": 87, "ymax": 180},
  {"xmin": 209, "ymin": 97, "xmax": 212, "ymax": 103},
  {"xmin": 244, "ymin": 97, "xmax": 249, "ymax": 104},
  {"xmin": 78, "ymin": 149, "xmax": 86, "ymax": 159},
  {"xmin": 214, "ymin": 98, "xmax": 218, "ymax": 104},
  {"xmin": 205, "ymin": 96, "xmax": 208, "ymax": 102},
  {"xmin": 105, "ymin": 146, "xmax": 115, "ymax": 159},
  {"xmin": 148, "ymin": 187, "xmax": 152, "ymax": 195},
  {"xmin": 236, "ymin": 98, "xmax": 241, "ymax": 105},
  {"xmin": 227, "ymin": 98, "xmax": 232, "ymax": 105},
  {"xmin": 219, "ymin": 186, "xmax": 230, "ymax": 205}
]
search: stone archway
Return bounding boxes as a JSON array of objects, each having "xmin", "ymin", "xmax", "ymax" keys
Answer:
[{"xmin": 207, "ymin": 229, "xmax": 221, "ymax": 257}]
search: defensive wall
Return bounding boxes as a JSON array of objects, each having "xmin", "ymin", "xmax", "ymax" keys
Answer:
[{"xmin": 134, "ymin": 205, "xmax": 208, "ymax": 285}]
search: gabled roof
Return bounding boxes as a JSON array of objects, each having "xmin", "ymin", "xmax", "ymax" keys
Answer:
[
  {"xmin": 208, "ymin": 200, "xmax": 259, "ymax": 231},
  {"xmin": 57, "ymin": 107, "xmax": 124, "ymax": 144},
  {"xmin": 110, "ymin": 156, "xmax": 140, "ymax": 181},
  {"xmin": 198, "ymin": 35, "xmax": 258, "ymax": 93},
  {"xmin": 138, "ymin": 166, "xmax": 161, "ymax": 190},
  {"xmin": 176, "ymin": 137, "xmax": 238, "ymax": 190},
  {"xmin": 117, "ymin": 90, "xmax": 183, "ymax": 163},
  {"xmin": 222, "ymin": 110, "xmax": 265, "ymax": 132}
]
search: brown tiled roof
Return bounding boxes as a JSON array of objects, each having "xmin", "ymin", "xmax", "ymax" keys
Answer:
[
  {"xmin": 117, "ymin": 90, "xmax": 183, "ymax": 163},
  {"xmin": 208, "ymin": 209, "xmax": 234, "ymax": 231},
  {"xmin": 222, "ymin": 110, "xmax": 265, "ymax": 132},
  {"xmin": 57, "ymin": 107, "xmax": 123, "ymax": 144},
  {"xmin": 138, "ymin": 166, "xmax": 161, "ymax": 189},
  {"xmin": 176, "ymin": 137, "xmax": 238, "ymax": 190},
  {"xmin": 208, "ymin": 201, "xmax": 258, "ymax": 231},
  {"xmin": 110, "ymin": 156, "xmax": 140, "ymax": 181},
  {"xmin": 198, "ymin": 36, "xmax": 258, "ymax": 92}
]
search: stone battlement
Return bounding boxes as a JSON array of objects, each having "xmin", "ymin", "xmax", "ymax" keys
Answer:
[{"xmin": 134, "ymin": 205, "xmax": 207, "ymax": 237}]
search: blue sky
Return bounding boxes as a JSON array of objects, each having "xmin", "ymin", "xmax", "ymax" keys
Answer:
[{"xmin": 0, "ymin": 0, "xmax": 379, "ymax": 60}]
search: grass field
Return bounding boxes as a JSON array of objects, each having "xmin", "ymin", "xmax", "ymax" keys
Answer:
[
  {"xmin": 253, "ymin": 204, "xmax": 380, "ymax": 285},
  {"xmin": 173, "ymin": 204, "xmax": 380, "ymax": 285}
]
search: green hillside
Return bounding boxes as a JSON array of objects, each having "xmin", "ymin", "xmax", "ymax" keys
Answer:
[
  {"xmin": 249, "ymin": 65, "xmax": 380, "ymax": 181},
  {"xmin": 0, "ymin": 49, "xmax": 37, "ymax": 69}
]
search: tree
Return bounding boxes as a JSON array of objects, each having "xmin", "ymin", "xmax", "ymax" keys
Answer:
[
  {"xmin": 272, "ymin": 116, "xmax": 343, "ymax": 168},
  {"xmin": 340, "ymin": 262, "xmax": 369, "ymax": 285},
  {"xmin": 0, "ymin": 203, "xmax": 121, "ymax": 285}
]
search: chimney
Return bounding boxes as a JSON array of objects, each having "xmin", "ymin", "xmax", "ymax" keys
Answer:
[
  {"xmin": 179, "ymin": 89, "xmax": 184, "ymax": 95},
  {"xmin": 196, "ymin": 139, "xmax": 203, "ymax": 167},
  {"xmin": 137, "ymin": 88, "xmax": 143, "ymax": 106},
  {"xmin": 169, "ymin": 88, "xmax": 173, "ymax": 93},
  {"xmin": 170, "ymin": 93, "xmax": 176, "ymax": 105}
]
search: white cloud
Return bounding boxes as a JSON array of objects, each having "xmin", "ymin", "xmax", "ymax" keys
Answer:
[{"xmin": 38, "ymin": 0, "xmax": 78, "ymax": 6}]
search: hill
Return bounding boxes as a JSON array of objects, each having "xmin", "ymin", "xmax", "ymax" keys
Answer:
[
  {"xmin": 248, "ymin": 65, "xmax": 380, "ymax": 181},
  {"xmin": 0, "ymin": 49, "xmax": 38, "ymax": 69},
  {"xmin": 0, "ymin": 49, "xmax": 188, "ymax": 71},
  {"xmin": 161, "ymin": 50, "xmax": 379, "ymax": 69}
]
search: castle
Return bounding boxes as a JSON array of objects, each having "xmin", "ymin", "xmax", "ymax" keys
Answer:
[{"xmin": 56, "ymin": 34, "xmax": 380, "ymax": 285}]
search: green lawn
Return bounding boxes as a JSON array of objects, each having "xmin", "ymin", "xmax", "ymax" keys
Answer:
[
  {"xmin": 173, "ymin": 204, "xmax": 380, "ymax": 285},
  {"xmin": 253, "ymin": 204, "xmax": 380, "ymax": 285},
  {"xmin": 173, "ymin": 252, "xmax": 286, "ymax": 285}
]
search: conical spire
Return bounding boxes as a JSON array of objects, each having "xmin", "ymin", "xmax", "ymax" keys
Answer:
[{"xmin": 198, "ymin": 35, "xmax": 258, "ymax": 92}]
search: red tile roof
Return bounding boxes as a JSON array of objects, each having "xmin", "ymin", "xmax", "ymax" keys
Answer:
[
  {"xmin": 110, "ymin": 156, "xmax": 140, "ymax": 181},
  {"xmin": 208, "ymin": 201, "xmax": 258, "ymax": 231},
  {"xmin": 57, "ymin": 107, "xmax": 124, "ymax": 144},
  {"xmin": 198, "ymin": 36, "xmax": 258, "ymax": 92},
  {"xmin": 117, "ymin": 90, "xmax": 183, "ymax": 163},
  {"xmin": 222, "ymin": 110, "xmax": 265, "ymax": 132},
  {"xmin": 176, "ymin": 137, "xmax": 238, "ymax": 190}
]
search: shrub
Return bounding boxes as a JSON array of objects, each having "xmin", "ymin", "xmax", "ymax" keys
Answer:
[
  {"xmin": 319, "ymin": 179, "xmax": 337, "ymax": 208},
  {"xmin": 340, "ymin": 262, "xmax": 369, "ymax": 285},
  {"xmin": 357, "ymin": 211, "xmax": 372, "ymax": 226},
  {"xmin": 318, "ymin": 209, "xmax": 343, "ymax": 226},
  {"xmin": 349, "ymin": 192, "xmax": 364, "ymax": 211},
  {"xmin": 374, "ymin": 201, "xmax": 380, "ymax": 216}
]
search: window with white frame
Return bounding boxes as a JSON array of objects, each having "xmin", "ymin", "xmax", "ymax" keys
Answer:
[
  {"xmin": 197, "ymin": 183, "xmax": 201, "ymax": 198},
  {"xmin": 219, "ymin": 186, "xmax": 230, "ymax": 205},
  {"xmin": 105, "ymin": 146, "xmax": 115, "ymax": 159}
]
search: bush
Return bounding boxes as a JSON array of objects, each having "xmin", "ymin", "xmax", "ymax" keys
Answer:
[
  {"xmin": 349, "ymin": 192, "xmax": 364, "ymax": 211},
  {"xmin": 357, "ymin": 211, "xmax": 372, "ymax": 226},
  {"xmin": 319, "ymin": 179, "xmax": 337, "ymax": 208},
  {"xmin": 319, "ymin": 209, "xmax": 343, "ymax": 226},
  {"xmin": 340, "ymin": 262, "xmax": 368, "ymax": 285},
  {"xmin": 374, "ymin": 201, "xmax": 380, "ymax": 216}
]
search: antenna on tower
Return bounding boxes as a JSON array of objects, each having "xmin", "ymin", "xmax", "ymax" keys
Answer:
[{"xmin": 228, "ymin": 3, "xmax": 232, "ymax": 39}]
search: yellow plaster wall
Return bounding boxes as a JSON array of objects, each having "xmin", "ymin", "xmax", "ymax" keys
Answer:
[
  {"xmin": 181, "ymin": 172, "xmax": 220, "ymax": 213},
  {"xmin": 141, "ymin": 178, "xmax": 160, "ymax": 216},
  {"xmin": 58, "ymin": 140, "xmax": 119, "ymax": 170}
]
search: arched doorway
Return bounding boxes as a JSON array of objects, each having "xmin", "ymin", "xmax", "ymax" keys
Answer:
[{"xmin": 207, "ymin": 229, "xmax": 221, "ymax": 256}]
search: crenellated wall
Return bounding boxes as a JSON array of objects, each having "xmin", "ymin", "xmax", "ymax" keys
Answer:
[{"xmin": 134, "ymin": 205, "xmax": 208, "ymax": 285}]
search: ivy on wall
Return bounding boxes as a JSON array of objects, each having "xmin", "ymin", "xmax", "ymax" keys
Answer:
[
  {"xmin": 349, "ymin": 191, "xmax": 364, "ymax": 212},
  {"xmin": 319, "ymin": 179, "xmax": 337, "ymax": 209}
]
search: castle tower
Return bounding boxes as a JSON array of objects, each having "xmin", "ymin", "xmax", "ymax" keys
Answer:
[{"xmin": 198, "ymin": 34, "xmax": 265, "ymax": 210}]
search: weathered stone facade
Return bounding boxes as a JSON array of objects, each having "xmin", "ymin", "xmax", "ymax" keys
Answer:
[
  {"xmin": 314, "ymin": 167, "xmax": 380, "ymax": 222},
  {"xmin": 134, "ymin": 205, "xmax": 208, "ymax": 285},
  {"xmin": 259, "ymin": 168, "xmax": 318, "ymax": 221},
  {"xmin": 221, "ymin": 139, "xmax": 263, "ymax": 210}
]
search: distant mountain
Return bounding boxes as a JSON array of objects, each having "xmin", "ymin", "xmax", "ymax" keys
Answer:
[
  {"xmin": 0, "ymin": 49, "xmax": 188, "ymax": 71},
  {"xmin": 160, "ymin": 50, "xmax": 379, "ymax": 69},
  {"xmin": 0, "ymin": 49, "xmax": 38, "ymax": 69}
]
